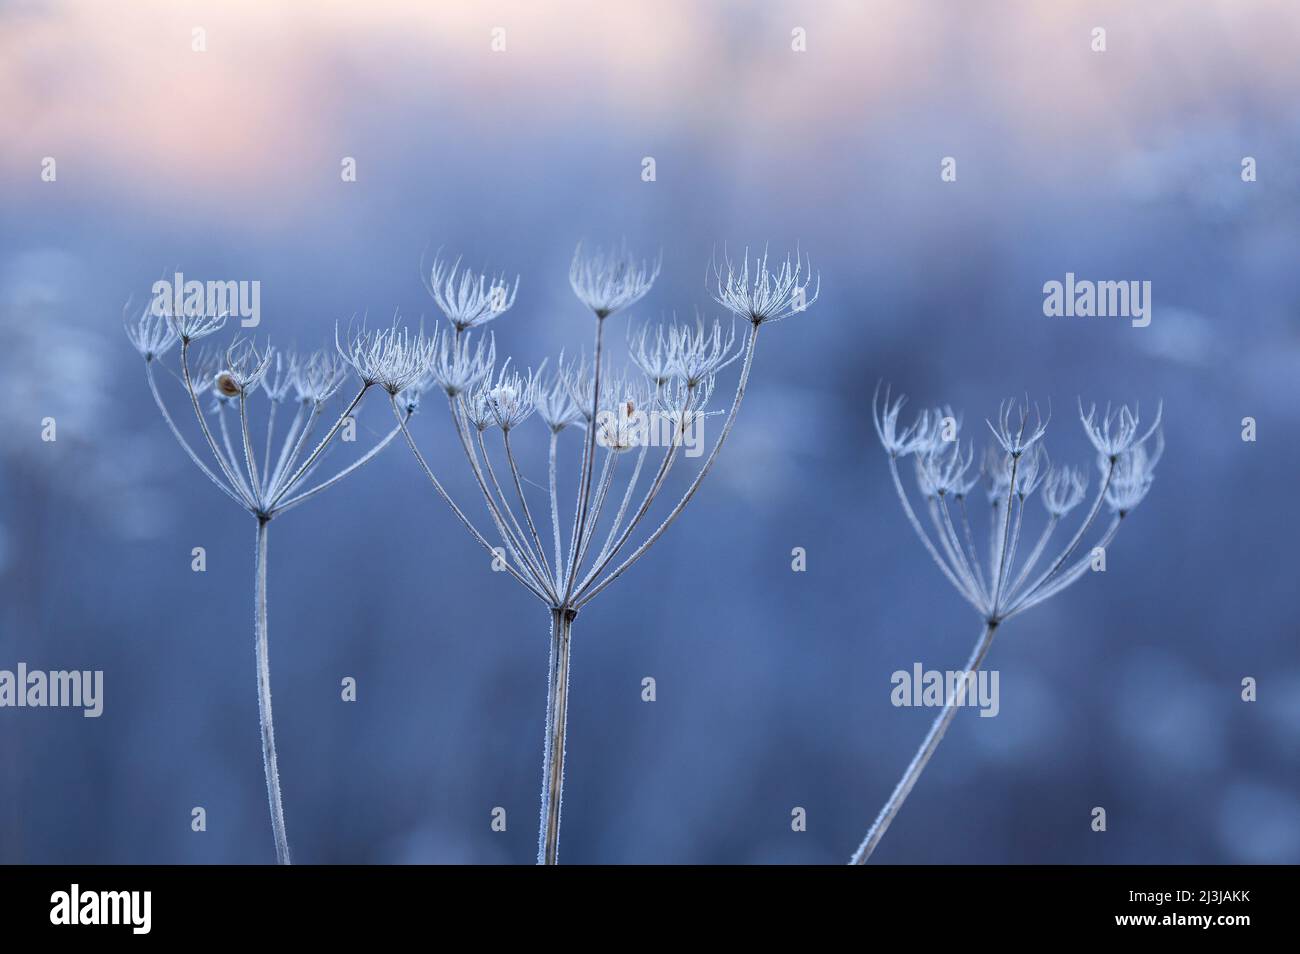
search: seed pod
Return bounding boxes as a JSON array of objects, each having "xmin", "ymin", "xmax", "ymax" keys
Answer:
[{"xmin": 215, "ymin": 371, "xmax": 241, "ymax": 398}]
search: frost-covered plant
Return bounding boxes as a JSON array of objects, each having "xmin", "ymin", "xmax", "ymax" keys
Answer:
[
  {"xmin": 377, "ymin": 244, "xmax": 816, "ymax": 863},
  {"xmin": 125, "ymin": 302, "xmax": 411, "ymax": 864},
  {"xmin": 854, "ymin": 389, "xmax": 1163, "ymax": 864}
]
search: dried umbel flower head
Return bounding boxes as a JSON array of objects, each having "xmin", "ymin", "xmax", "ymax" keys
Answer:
[
  {"xmin": 916, "ymin": 440, "xmax": 977, "ymax": 498},
  {"xmin": 292, "ymin": 350, "xmax": 346, "ymax": 404},
  {"xmin": 712, "ymin": 246, "xmax": 819, "ymax": 325},
  {"xmin": 427, "ymin": 329, "xmax": 495, "ymax": 397},
  {"xmin": 595, "ymin": 398, "xmax": 646, "ymax": 454},
  {"xmin": 871, "ymin": 389, "xmax": 1161, "ymax": 623},
  {"xmin": 335, "ymin": 320, "xmax": 432, "ymax": 394},
  {"xmin": 872, "ymin": 384, "xmax": 935, "ymax": 458},
  {"xmin": 126, "ymin": 301, "xmax": 412, "ymax": 866},
  {"xmin": 1042, "ymin": 464, "xmax": 1088, "ymax": 517},
  {"xmin": 569, "ymin": 241, "xmax": 660, "ymax": 319},
  {"xmin": 629, "ymin": 324, "xmax": 675, "ymax": 387},
  {"xmin": 123, "ymin": 301, "xmax": 179, "ymax": 361},
  {"xmin": 855, "ymin": 387, "xmax": 1165, "ymax": 865},
  {"xmin": 388, "ymin": 241, "xmax": 817, "ymax": 865},
  {"xmin": 223, "ymin": 338, "xmax": 274, "ymax": 395},
  {"xmin": 986, "ymin": 397, "xmax": 1050, "ymax": 458},
  {"xmin": 1079, "ymin": 399, "xmax": 1163, "ymax": 461},
  {"xmin": 482, "ymin": 363, "xmax": 539, "ymax": 432},
  {"xmin": 425, "ymin": 254, "xmax": 519, "ymax": 331},
  {"xmin": 163, "ymin": 302, "xmax": 226, "ymax": 343},
  {"xmin": 1103, "ymin": 427, "xmax": 1163, "ymax": 516},
  {"xmin": 534, "ymin": 358, "xmax": 584, "ymax": 433},
  {"xmin": 668, "ymin": 317, "xmax": 739, "ymax": 387}
]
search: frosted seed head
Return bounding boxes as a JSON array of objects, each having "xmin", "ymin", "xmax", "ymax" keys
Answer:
[
  {"xmin": 479, "ymin": 362, "xmax": 538, "ymax": 431},
  {"xmin": 222, "ymin": 338, "xmax": 274, "ymax": 395},
  {"xmin": 162, "ymin": 295, "xmax": 227, "ymax": 343},
  {"xmin": 917, "ymin": 440, "xmax": 975, "ymax": 498},
  {"xmin": 1042, "ymin": 465, "xmax": 1088, "ymax": 517},
  {"xmin": 629, "ymin": 323, "xmax": 674, "ymax": 386},
  {"xmin": 986, "ymin": 397, "xmax": 1049, "ymax": 458},
  {"xmin": 429, "ymin": 329, "xmax": 495, "ymax": 397},
  {"xmin": 336, "ymin": 320, "xmax": 433, "ymax": 394},
  {"xmin": 535, "ymin": 356, "xmax": 583, "ymax": 433},
  {"xmin": 670, "ymin": 316, "xmax": 739, "ymax": 387},
  {"xmin": 293, "ymin": 349, "xmax": 346, "ymax": 404},
  {"xmin": 425, "ymin": 254, "xmax": 519, "ymax": 332},
  {"xmin": 123, "ymin": 300, "xmax": 179, "ymax": 360},
  {"xmin": 1079, "ymin": 398, "xmax": 1163, "ymax": 460},
  {"xmin": 872, "ymin": 384, "xmax": 935, "ymax": 458},
  {"xmin": 1103, "ymin": 428, "xmax": 1163, "ymax": 515},
  {"xmin": 712, "ymin": 246, "xmax": 819, "ymax": 325},
  {"xmin": 569, "ymin": 241, "xmax": 660, "ymax": 319}
]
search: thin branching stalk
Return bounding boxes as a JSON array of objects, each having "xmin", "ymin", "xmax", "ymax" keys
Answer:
[
  {"xmin": 856, "ymin": 391, "xmax": 1162, "ymax": 863},
  {"xmin": 254, "ymin": 518, "xmax": 290, "ymax": 865},
  {"xmin": 128, "ymin": 306, "xmax": 404, "ymax": 863},
  {"xmin": 851, "ymin": 620, "xmax": 998, "ymax": 865},
  {"xmin": 391, "ymin": 245, "xmax": 815, "ymax": 862}
]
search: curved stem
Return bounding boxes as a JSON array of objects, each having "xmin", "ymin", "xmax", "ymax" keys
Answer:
[
  {"xmin": 144, "ymin": 360, "xmax": 247, "ymax": 510},
  {"xmin": 477, "ymin": 429, "xmax": 553, "ymax": 595},
  {"xmin": 1005, "ymin": 514, "xmax": 1059, "ymax": 603},
  {"xmin": 238, "ymin": 392, "xmax": 264, "ymax": 509},
  {"xmin": 261, "ymin": 399, "xmax": 279, "ymax": 496},
  {"xmin": 885, "ymin": 456, "xmax": 978, "ymax": 611},
  {"xmin": 268, "ymin": 401, "xmax": 308, "ymax": 498},
  {"xmin": 272, "ymin": 416, "xmax": 407, "ymax": 517},
  {"xmin": 268, "ymin": 384, "xmax": 369, "ymax": 510},
  {"xmin": 217, "ymin": 404, "xmax": 255, "ymax": 502},
  {"xmin": 449, "ymin": 394, "xmax": 552, "ymax": 598},
  {"xmin": 504, "ymin": 430, "xmax": 554, "ymax": 585},
  {"xmin": 1006, "ymin": 514, "xmax": 1123, "ymax": 620},
  {"xmin": 591, "ymin": 441, "xmax": 648, "ymax": 571},
  {"xmin": 538, "ymin": 608, "xmax": 574, "ymax": 864},
  {"xmin": 850, "ymin": 619, "xmax": 998, "ymax": 865},
  {"xmin": 392, "ymin": 397, "xmax": 549, "ymax": 603},
  {"xmin": 254, "ymin": 518, "xmax": 291, "ymax": 865},
  {"xmin": 572, "ymin": 389, "xmax": 692, "ymax": 598},
  {"xmin": 990, "ymin": 456, "xmax": 1021, "ymax": 614},
  {"xmin": 956, "ymin": 496, "xmax": 987, "ymax": 596},
  {"xmin": 1011, "ymin": 459, "xmax": 1114, "ymax": 611},
  {"xmin": 181, "ymin": 342, "xmax": 255, "ymax": 509}
]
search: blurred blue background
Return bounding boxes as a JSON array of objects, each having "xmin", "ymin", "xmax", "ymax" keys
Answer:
[{"xmin": 1, "ymin": 0, "xmax": 1298, "ymax": 864}]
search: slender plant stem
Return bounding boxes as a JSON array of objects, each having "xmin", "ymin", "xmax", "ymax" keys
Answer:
[
  {"xmin": 1011, "ymin": 459, "xmax": 1115, "ymax": 611},
  {"xmin": 144, "ymin": 360, "xmax": 247, "ymax": 509},
  {"xmin": 268, "ymin": 384, "xmax": 369, "ymax": 510},
  {"xmin": 273, "ymin": 416, "xmax": 407, "ymax": 517},
  {"xmin": 850, "ymin": 619, "xmax": 999, "ymax": 865},
  {"xmin": 254, "ymin": 518, "xmax": 291, "ymax": 865},
  {"xmin": 181, "ymin": 342, "xmax": 255, "ymax": 509},
  {"xmin": 548, "ymin": 431, "xmax": 563, "ymax": 588},
  {"xmin": 504, "ymin": 430, "xmax": 553, "ymax": 584},
  {"xmin": 538, "ymin": 608, "xmax": 574, "ymax": 865},
  {"xmin": 391, "ymin": 397, "xmax": 550, "ymax": 602}
]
